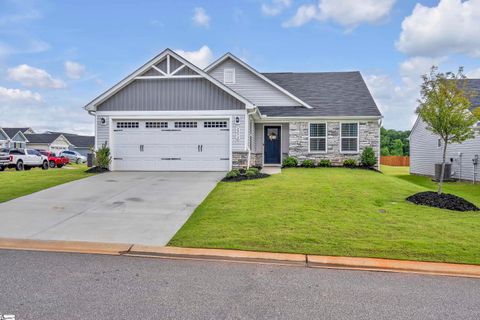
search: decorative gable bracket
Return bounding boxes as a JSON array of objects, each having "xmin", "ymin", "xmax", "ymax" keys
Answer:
[{"xmin": 135, "ymin": 54, "xmax": 202, "ymax": 80}]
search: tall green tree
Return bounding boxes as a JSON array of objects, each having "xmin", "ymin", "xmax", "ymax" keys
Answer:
[
  {"xmin": 417, "ymin": 66, "xmax": 478, "ymax": 194},
  {"xmin": 391, "ymin": 139, "xmax": 404, "ymax": 156}
]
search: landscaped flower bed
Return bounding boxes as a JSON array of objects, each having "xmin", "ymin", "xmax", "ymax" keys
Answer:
[
  {"xmin": 222, "ymin": 168, "xmax": 269, "ymax": 182},
  {"xmin": 406, "ymin": 191, "xmax": 479, "ymax": 212}
]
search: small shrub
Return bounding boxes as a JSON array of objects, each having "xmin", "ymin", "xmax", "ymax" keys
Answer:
[
  {"xmin": 95, "ymin": 144, "xmax": 111, "ymax": 169},
  {"xmin": 360, "ymin": 146, "xmax": 377, "ymax": 167},
  {"xmin": 282, "ymin": 156, "xmax": 298, "ymax": 167},
  {"xmin": 225, "ymin": 169, "xmax": 240, "ymax": 179},
  {"xmin": 318, "ymin": 159, "xmax": 332, "ymax": 167},
  {"xmin": 343, "ymin": 158, "xmax": 357, "ymax": 168},
  {"xmin": 301, "ymin": 159, "xmax": 315, "ymax": 168},
  {"xmin": 247, "ymin": 167, "xmax": 259, "ymax": 174},
  {"xmin": 245, "ymin": 169, "xmax": 258, "ymax": 178}
]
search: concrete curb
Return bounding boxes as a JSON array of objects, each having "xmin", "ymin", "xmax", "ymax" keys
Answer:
[
  {"xmin": 0, "ymin": 238, "xmax": 132, "ymax": 255},
  {"xmin": 1, "ymin": 238, "xmax": 479, "ymax": 279},
  {"xmin": 126, "ymin": 245, "xmax": 306, "ymax": 266}
]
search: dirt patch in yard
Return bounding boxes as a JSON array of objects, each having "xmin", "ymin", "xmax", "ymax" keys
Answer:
[{"xmin": 406, "ymin": 191, "xmax": 479, "ymax": 212}]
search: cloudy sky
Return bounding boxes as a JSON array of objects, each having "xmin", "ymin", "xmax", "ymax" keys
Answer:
[{"xmin": 1, "ymin": 0, "xmax": 480, "ymax": 134}]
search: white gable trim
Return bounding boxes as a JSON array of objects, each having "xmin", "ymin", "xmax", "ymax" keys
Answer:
[
  {"xmin": 12, "ymin": 131, "xmax": 29, "ymax": 143},
  {"xmin": 84, "ymin": 49, "xmax": 254, "ymax": 111},
  {"xmin": 205, "ymin": 53, "xmax": 313, "ymax": 109}
]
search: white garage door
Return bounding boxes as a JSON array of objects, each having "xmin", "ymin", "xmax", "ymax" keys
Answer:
[{"xmin": 112, "ymin": 119, "xmax": 230, "ymax": 171}]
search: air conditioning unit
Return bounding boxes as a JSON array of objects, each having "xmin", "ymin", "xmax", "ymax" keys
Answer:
[{"xmin": 434, "ymin": 163, "xmax": 452, "ymax": 181}]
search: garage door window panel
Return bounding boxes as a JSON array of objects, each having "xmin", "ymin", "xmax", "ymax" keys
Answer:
[
  {"xmin": 146, "ymin": 122, "xmax": 168, "ymax": 128},
  {"xmin": 117, "ymin": 122, "xmax": 139, "ymax": 129},
  {"xmin": 204, "ymin": 121, "xmax": 228, "ymax": 128},
  {"xmin": 175, "ymin": 121, "xmax": 197, "ymax": 128}
]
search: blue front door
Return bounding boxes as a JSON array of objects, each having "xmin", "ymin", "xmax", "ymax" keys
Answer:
[{"xmin": 264, "ymin": 126, "xmax": 281, "ymax": 164}]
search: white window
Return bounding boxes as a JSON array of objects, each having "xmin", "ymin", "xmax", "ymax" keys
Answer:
[
  {"xmin": 309, "ymin": 123, "xmax": 327, "ymax": 152},
  {"xmin": 224, "ymin": 68, "xmax": 235, "ymax": 84},
  {"xmin": 341, "ymin": 123, "xmax": 359, "ymax": 153}
]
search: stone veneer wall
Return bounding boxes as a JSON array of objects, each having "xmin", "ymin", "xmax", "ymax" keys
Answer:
[
  {"xmin": 232, "ymin": 152, "xmax": 263, "ymax": 168},
  {"xmin": 288, "ymin": 121, "xmax": 380, "ymax": 167}
]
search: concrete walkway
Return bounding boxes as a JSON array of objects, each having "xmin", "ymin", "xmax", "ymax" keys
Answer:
[{"xmin": 0, "ymin": 172, "xmax": 224, "ymax": 245}]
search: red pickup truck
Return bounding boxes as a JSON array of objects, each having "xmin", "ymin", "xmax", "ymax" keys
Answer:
[{"xmin": 38, "ymin": 150, "xmax": 70, "ymax": 168}]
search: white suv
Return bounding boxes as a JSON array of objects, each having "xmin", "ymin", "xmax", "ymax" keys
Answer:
[{"xmin": 60, "ymin": 150, "xmax": 87, "ymax": 164}]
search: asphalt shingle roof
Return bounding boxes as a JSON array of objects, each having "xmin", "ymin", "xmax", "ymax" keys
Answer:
[
  {"xmin": 260, "ymin": 71, "xmax": 381, "ymax": 117},
  {"xmin": 465, "ymin": 79, "xmax": 480, "ymax": 110},
  {"xmin": 24, "ymin": 133, "xmax": 62, "ymax": 144},
  {"xmin": 2, "ymin": 128, "xmax": 29, "ymax": 139}
]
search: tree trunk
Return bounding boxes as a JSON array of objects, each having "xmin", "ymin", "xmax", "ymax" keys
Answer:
[{"xmin": 438, "ymin": 140, "xmax": 448, "ymax": 195}]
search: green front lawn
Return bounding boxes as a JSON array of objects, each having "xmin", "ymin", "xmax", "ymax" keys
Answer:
[
  {"xmin": 0, "ymin": 164, "xmax": 93, "ymax": 203},
  {"xmin": 170, "ymin": 166, "xmax": 480, "ymax": 264}
]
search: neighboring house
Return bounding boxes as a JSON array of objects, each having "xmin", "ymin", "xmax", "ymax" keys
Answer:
[
  {"xmin": 84, "ymin": 49, "xmax": 382, "ymax": 171},
  {"xmin": 45, "ymin": 132, "xmax": 94, "ymax": 156},
  {"xmin": 410, "ymin": 79, "xmax": 480, "ymax": 182},
  {"xmin": 25, "ymin": 133, "xmax": 73, "ymax": 153},
  {"xmin": 0, "ymin": 127, "xmax": 31, "ymax": 149}
]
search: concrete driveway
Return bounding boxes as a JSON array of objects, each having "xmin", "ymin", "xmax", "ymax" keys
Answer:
[{"xmin": 0, "ymin": 172, "xmax": 224, "ymax": 245}]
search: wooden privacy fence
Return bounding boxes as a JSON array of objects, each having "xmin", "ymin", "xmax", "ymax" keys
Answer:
[{"xmin": 381, "ymin": 156, "xmax": 410, "ymax": 166}]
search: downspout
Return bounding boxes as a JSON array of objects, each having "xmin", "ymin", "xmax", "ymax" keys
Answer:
[{"xmin": 246, "ymin": 108, "xmax": 258, "ymax": 169}]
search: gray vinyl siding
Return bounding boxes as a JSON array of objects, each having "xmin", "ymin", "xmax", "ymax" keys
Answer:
[
  {"xmin": 0, "ymin": 130, "xmax": 7, "ymax": 141},
  {"xmin": 96, "ymin": 115, "xmax": 110, "ymax": 148},
  {"xmin": 95, "ymin": 114, "xmax": 246, "ymax": 152},
  {"xmin": 97, "ymin": 78, "xmax": 245, "ymax": 111},
  {"xmin": 410, "ymin": 118, "xmax": 480, "ymax": 181},
  {"xmin": 208, "ymin": 58, "xmax": 300, "ymax": 107}
]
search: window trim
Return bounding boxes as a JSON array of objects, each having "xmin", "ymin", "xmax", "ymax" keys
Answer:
[
  {"xmin": 223, "ymin": 68, "xmax": 236, "ymax": 85},
  {"xmin": 308, "ymin": 122, "xmax": 327, "ymax": 153},
  {"xmin": 340, "ymin": 122, "xmax": 359, "ymax": 154}
]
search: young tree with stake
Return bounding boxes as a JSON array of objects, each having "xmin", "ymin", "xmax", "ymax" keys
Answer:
[{"xmin": 416, "ymin": 67, "xmax": 479, "ymax": 195}]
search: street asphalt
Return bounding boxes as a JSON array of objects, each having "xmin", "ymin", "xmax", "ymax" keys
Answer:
[{"xmin": 1, "ymin": 249, "xmax": 479, "ymax": 320}]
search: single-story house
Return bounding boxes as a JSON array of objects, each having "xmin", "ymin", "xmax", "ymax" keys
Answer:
[
  {"xmin": 0, "ymin": 127, "xmax": 33, "ymax": 149},
  {"xmin": 84, "ymin": 49, "xmax": 382, "ymax": 171},
  {"xmin": 410, "ymin": 79, "xmax": 480, "ymax": 182},
  {"xmin": 45, "ymin": 131, "xmax": 95, "ymax": 156},
  {"xmin": 25, "ymin": 133, "xmax": 73, "ymax": 153}
]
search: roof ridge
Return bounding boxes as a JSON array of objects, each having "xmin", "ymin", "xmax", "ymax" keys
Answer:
[{"xmin": 262, "ymin": 71, "xmax": 360, "ymax": 75}]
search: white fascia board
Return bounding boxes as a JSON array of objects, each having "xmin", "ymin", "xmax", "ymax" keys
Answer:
[
  {"xmin": 95, "ymin": 110, "xmax": 247, "ymax": 116},
  {"xmin": 84, "ymin": 49, "xmax": 254, "ymax": 111},
  {"xmin": 256, "ymin": 115, "xmax": 382, "ymax": 123},
  {"xmin": 205, "ymin": 53, "xmax": 313, "ymax": 109}
]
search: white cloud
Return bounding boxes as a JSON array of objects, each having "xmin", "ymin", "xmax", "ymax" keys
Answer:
[
  {"xmin": 467, "ymin": 68, "xmax": 480, "ymax": 79},
  {"xmin": 0, "ymin": 87, "xmax": 43, "ymax": 103},
  {"xmin": 192, "ymin": 7, "xmax": 210, "ymax": 28},
  {"xmin": 64, "ymin": 61, "xmax": 86, "ymax": 79},
  {"xmin": 175, "ymin": 45, "xmax": 214, "ymax": 69},
  {"xmin": 396, "ymin": 0, "xmax": 480, "ymax": 57},
  {"xmin": 365, "ymin": 56, "xmax": 446, "ymax": 130},
  {"xmin": 7, "ymin": 64, "xmax": 65, "ymax": 89},
  {"xmin": 262, "ymin": 0, "xmax": 292, "ymax": 16},
  {"xmin": 283, "ymin": 0, "xmax": 396, "ymax": 29},
  {"xmin": 282, "ymin": 4, "xmax": 318, "ymax": 27}
]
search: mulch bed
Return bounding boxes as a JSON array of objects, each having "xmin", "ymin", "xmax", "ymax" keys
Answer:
[
  {"xmin": 406, "ymin": 191, "xmax": 479, "ymax": 212},
  {"xmin": 222, "ymin": 173, "xmax": 270, "ymax": 182},
  {"xmin": 85, "ymin": 166, "xmax": 109, "ymax": 174}
]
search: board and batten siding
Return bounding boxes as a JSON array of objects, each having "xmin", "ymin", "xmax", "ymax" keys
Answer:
[
  {"xmin": 96, "ymin": 114, "xmax": 246, "ymax": 152},
  {"xmin": 97, "ymin": 78, "xmax": 245, "ymax": 111},
  {"xmin": 208, "ymin": 58, "xmax": 300, "ymax": 107},
  {"xmin": 410, "ymin": 118, "xmax": 480, "ymax": 181}
]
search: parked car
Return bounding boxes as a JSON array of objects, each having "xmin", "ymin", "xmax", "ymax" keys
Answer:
[
  {"xmin": 59, "ymin": 150, "xmax": 87, "ymax": 164},
  {"xmin": 37, "ymin": 150, "xmax": 70, "ymax": 168},
  {"xmin": 0, "ymin": 148, "xmax": 9, "ymax": 171},
  {"xmin": 8, "ymin": 149, "xmax": 49, "ymax": 171}
]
